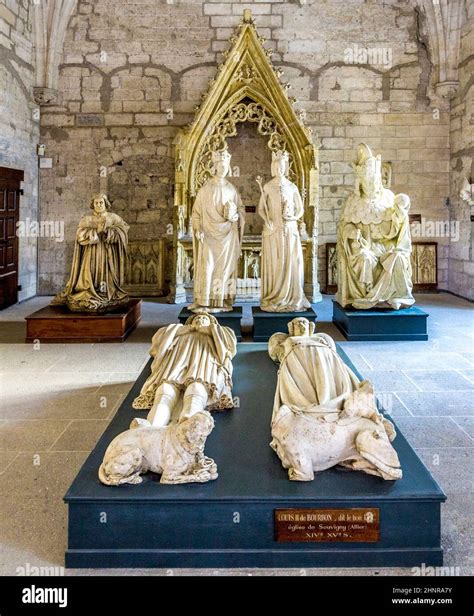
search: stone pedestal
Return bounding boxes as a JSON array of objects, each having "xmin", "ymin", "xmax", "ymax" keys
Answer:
[
  {"xmin": 332, "ymin": 301, "xmax": 428, "ymax": 341},
  {"xmin": 25, "ymin": 300, "xmax": 142, "ymax": 343},
  {"xmin": 252, "ymin": 307, "xmax": 317, "ymax": 342},
  {"xmin": 64, "ymin": 343, "xmax": 445, "ymax": 569},
  {"xmin": 178, "ymin": 307, "xmax": 243, "ymax": 342}
]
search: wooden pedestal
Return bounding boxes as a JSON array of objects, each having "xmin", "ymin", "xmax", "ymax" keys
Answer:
[{"xmin": 25, "ymin": 299, "xmax": 142, "ymax": 343}]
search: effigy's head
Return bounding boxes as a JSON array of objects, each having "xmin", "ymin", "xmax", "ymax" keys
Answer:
[
  {"xmin": 288, "ymin": 317, "xmax": 315, "ymax": 338},
  {"xmin": 271, "ymin": 150, "xmax": 290, "ymax": 178},
  {"xmin": 90, "ymin": 193, "xmax": 111, "ymax": 213},
  {"xmin": 353, "ymin": 143, "xmax": 383, "ymax": 198},
  {"xmin": 212, "ymin": 149, "xmax": 232, "ymax": 178},
  {"xmin": 186, "ymin": 312, "xmax": 217, "ymax": 330}
]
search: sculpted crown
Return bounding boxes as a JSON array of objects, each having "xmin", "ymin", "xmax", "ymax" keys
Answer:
[
  {"xmin": 211, "ymin": 149, "xmax": 232, "ymax": 163},
  {"xmin": 354, "ymin": 143, "xmax": 382, "ymax": 176},
  {"xmin": 272, "ymin": 150, "xmax": 290, "ymax": 163}
]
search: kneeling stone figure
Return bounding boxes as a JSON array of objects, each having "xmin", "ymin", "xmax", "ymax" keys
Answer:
[{"xmin": 269, "ymin": 318, "xmax": 402, "ymax": 482}]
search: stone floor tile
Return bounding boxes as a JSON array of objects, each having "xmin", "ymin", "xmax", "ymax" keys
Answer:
[
  {"xmin": 451, "ymin": 417, "xmax": 474, "ymax": 439},
  {"xmin": 0, "ymin": 392, "xmax": 124, "ymax": 421},
  {"xmin": 51, "ymin": 420, "xmax": 109, "ymax": 451},
  {"xmin": 0, "ymin": 420, "xmax": 71, "ymax": 452},
  {"xmin": 0, "ymin": 452, "xmax": 88, "ymax": 574},
  {"xmin": 416, "ymin": 448, "xmax": 474, "ymax": 494},
  {"xmin": 402, "ymin": 370, "xmax": 474, "ymax": 392},
  {"xmin": 396, "ymin": 392, "xmax": 474, "ymax": 416},
  {"xmin": 395, "ymin": 417, "xmax": 473, "ymax": 448},
  {"xmin": 363, "ymin": 370, "xmax": 419, "ymax": 392}
]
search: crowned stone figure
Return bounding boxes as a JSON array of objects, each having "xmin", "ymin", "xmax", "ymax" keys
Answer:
[
  {"xmin": 189, "ymin": 149, "xmax": 245, "ymax": 313},
  {"xmin": 51, "ymin": 193, "xmax": 129, "ymax": 313},
  {"xmin": 257, "ymin": 150, "xmax": 310, "ymax": 312},
  {"xmin": 336, "ymin": 143, "xmax": 414, "ymax": 310}
]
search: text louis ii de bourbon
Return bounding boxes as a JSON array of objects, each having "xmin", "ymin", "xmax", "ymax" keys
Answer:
[{"xmin": 274, "ymin": 508, "xmax": 380, "ymax": 543}]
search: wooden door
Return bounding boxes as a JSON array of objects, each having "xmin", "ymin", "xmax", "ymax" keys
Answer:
[{"xmin": 0, "ymin": 167, "xmax": 24, "ymax": 310}]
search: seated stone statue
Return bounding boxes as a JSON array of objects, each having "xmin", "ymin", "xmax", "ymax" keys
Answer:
[
  {"xmin": 336, "ymin": 143, "xmax": 414, "ymax": 310},
  {"xmin": 269, "ymin": 318, "xmax": 402, "ymax": 482},
  {"xmin": 132, "ymin": 313, "xmax": 237, "ymax": 427},
  {"xmin": 51, "ymin": 193, "xmax": 129, "ymax": 313},
  {"xmin": 99, "ymin": 412, "xmax": 217, "ymax": 486}
]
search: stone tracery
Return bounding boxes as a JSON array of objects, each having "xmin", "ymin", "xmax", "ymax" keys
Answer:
[{"xmin": 170, "ymin": 11, "xmax": 321, "ymax": 304}]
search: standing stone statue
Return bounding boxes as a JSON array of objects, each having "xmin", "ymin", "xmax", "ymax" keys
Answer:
[
  {"xmin": 189, "ymin": 149, "xmax": 245, "ymax": 313},
  {"xmin": 51, "ymin": 193, "xmax": 129, "ymax": 313},
  {"xmin": 257, "ymin": 151, "xmax": 310, "ymax": 312},
  {"xmin": 269, "ymin": 318, "xmax": 402, "ymax": 482},
  {"xmin": 336, "ymin": 143, "xmax": 414, "ymax": 310}
]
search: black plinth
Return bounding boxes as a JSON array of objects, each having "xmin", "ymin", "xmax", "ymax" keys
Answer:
[
  {"xmin": 178, "ymin": 307, "xmax": 242, "ymax": 342},
  {"xmin": 252, "ymin": 307, "xmax": 318, "ymax": 342},
  {"xmin": 332, "ymin": 301, "xmax": 429, "ymax": 341},
  {"xmin": 65, "ymin": 344, "xmax": 445, "ymax": 569}
]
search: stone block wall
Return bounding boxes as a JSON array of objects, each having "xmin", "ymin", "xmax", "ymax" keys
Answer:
[
  {"xmin": 38, "ymin": 0, "xmax": 454, "ymax": 296},
  {"xmin": 0, "ymin": 0, "xmax": 39, "ymax": 301},
  {"xmin": 448, "ymin": 0, "xmax": 473, "ymax": 300}
]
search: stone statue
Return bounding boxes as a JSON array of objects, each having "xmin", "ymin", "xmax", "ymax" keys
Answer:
[
  {"xmin": 189, "ymin": 149, "xmax": 245, "ymax": 313},
  {"xmin": 99, "ymin": 412, "xmax": 217, "ymax": 486},
  {"xmin": 257, "ymin": 151, "xmax": 310, "ymax": 312},
  {"xmin": 51, "ymin": 193, "xmax": 129, "ymax": 313},
  {"xmin": 132, "ymin": 313, "xmax": 237, "ymax": 427},
  {"xmin": 336, "ymin": 143, "xmax": 414, "ymax": 310},
  {"xmin": 269, "ymin": 318, "xmax": 402, "ymax": 482}
]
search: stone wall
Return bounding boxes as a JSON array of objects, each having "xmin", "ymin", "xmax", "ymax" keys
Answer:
[
  {"xmin": 0, "ymin": 0, "xmax": 39, "ymax": 301},
  {"xmin": 38, "ymin": 0, "xmax": 453, "ymax": 296},
  {"xmin": 448, "ymin": 0, "xmax": 473, "ymax": 300}
]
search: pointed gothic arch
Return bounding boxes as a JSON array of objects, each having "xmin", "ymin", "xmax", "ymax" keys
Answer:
[{"xmin": 171, "ymin": 10, "xmax": 321, "ymax": 303}]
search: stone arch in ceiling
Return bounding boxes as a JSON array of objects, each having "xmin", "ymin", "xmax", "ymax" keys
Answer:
[
  {"xmin": 32, "ymin": 0, "xmax": 78, "ymax": 105},
  {"xmin": 418, "ymin": 0, "xmax": 466, "ymax": 100}
]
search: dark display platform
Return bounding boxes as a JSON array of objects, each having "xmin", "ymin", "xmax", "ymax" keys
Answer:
[
  {"xmin": 178, "ymin": 307, "xmax": 242, "ymax": 342},
  {"xmin": 252, "ymin": 307, "xmax": 318, "ymax": 341},
  {"xmin": 332, "ymin": 301, "xmax": 429, "ymax": 341},
  {"xmin": 65, "ymin": 343, "xmax": 445, "ymax": 568},
  {"xmin": 25, "ymin": 299, "xmax": 142, "ymax": 343}
]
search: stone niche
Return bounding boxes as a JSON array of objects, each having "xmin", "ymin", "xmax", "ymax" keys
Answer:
[
  {"xmin": 226, "ymin": 122, "xmax": 272, "ymax": 236},
  {"xmin": 170, "ymin": 11, "xmax": 321, "ymax": 304},
  {"xmin": 124, "ymin": 239, "xmax": 166, "ymax": 297}
]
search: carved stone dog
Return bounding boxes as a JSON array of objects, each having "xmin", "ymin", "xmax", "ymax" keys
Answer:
[
  {"xmin": 271, "ymin": 381, "xmax": 402, "ymax": 482},
  {"xmin": 98, "ymin": 411, "xmax": 217, "ymax": 486}
]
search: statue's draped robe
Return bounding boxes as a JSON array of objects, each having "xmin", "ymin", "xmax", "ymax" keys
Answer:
[
  {"xmin": 52, "ymin": 212, "xmax": 129, "ymax": 312},
  {"xmin": 192, "ymin": 178, "xmax": 244, "ymax": 309},
  {"xmin": 336, "ymin": 189, "xmax": 414, "ymax": 309},
  {"xmin": 258, "ymin": 178, "xmax": 310, "ymax": 312},
  {"xmin": 271, "ymin": 336, "xmax": 402, "ymax": 480},
  {"xmin": 272, "ymin": 336, "xmax": 360, "ymax": 424},
  {"xmin": 133, "ymin": 323, "xmax": 237, "ymax": 412}
]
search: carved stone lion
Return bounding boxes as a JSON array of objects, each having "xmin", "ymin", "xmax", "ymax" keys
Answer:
[{"xmin": 98, "ymin": 411, "xmax": 217, "ymax": 486}]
